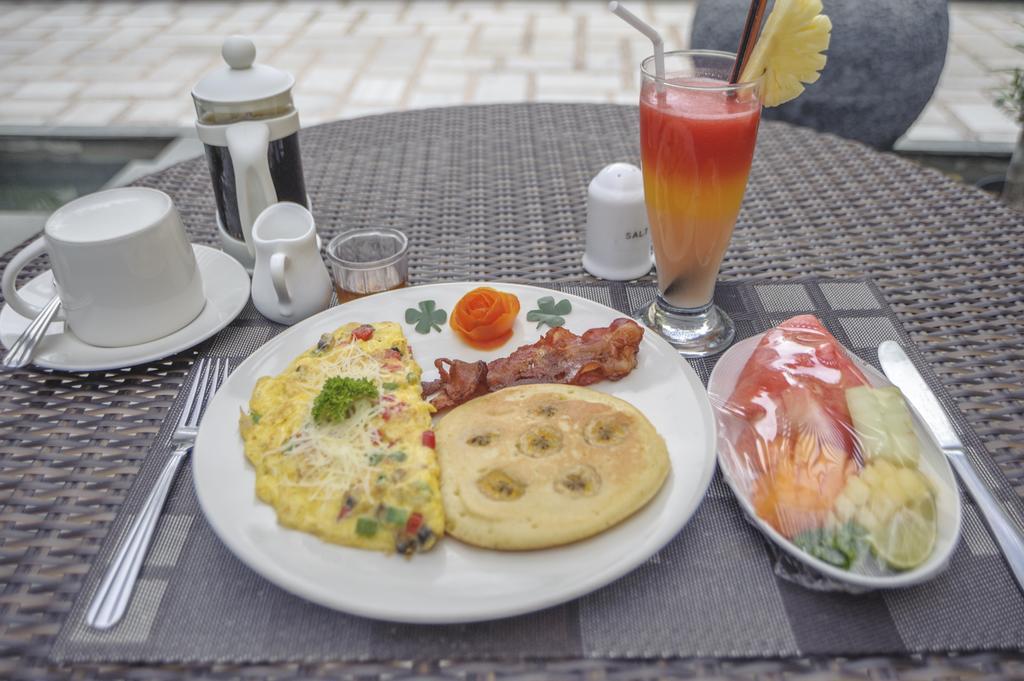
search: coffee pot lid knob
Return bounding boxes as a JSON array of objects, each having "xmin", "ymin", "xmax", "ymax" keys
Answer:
[
  {"xmin": 222, "ymin": 35, "xmax": 256, "ymax": 70},
  {"xmin": 192, "ymin": 35, "xmax": 294, "ymax": 106}
]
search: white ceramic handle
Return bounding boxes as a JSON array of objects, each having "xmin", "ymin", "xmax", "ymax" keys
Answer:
[
  {"xmin": 1, "ymin": 236, "xmax": 66, "ymax": 321},
  {"xmin": 269, "ymin": 252, "xmax": 291, "ymax": 317},
  {"xmin": 226, "ymin": 121, "xmax": 277, "ymax": 258}
]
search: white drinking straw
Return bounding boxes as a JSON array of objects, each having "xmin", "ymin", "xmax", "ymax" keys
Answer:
[{"xmin": 608, "ymin": 1, "xmax": 665, "ymax": 92}]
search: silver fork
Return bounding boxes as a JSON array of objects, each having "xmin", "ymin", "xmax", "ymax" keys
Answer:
[
  {"xmin": 2, "ymin": 295, "xmax": 61, "ymax": 369},
  {"xmin": 86, "ymin": 357, "xmax": 229, "ymax": 630}
]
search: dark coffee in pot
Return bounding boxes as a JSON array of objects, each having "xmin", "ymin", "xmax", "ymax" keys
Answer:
[{"xmin": 204, "ymin": 131, "xmax": 308, "ymax": 241}]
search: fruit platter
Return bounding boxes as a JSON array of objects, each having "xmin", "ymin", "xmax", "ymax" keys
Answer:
[{"xmin": 708, "ymin": 316, "xmax": 962, "ymax": 589}]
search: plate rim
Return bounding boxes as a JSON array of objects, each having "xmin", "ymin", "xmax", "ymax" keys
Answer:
[
  {"xmin": 191, "ymin": 280, "xmax": 718, "ymax": 623},
  {"xmin": 708, "ymin": 332, "xmax": 964, "ymax": 589},
  {"xmin": 0, "ymin": 244, "xmax": 250, "ymax": 372}
]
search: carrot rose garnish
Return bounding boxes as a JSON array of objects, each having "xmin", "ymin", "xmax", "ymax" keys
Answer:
[{"xmin": 450, "ymin": 287, "xmax": 521, "ymax": 349}]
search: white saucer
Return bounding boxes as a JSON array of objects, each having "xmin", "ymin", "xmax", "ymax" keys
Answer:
[{"xmin": 0, "ymin": 244, "xmax": 250, "ymax": 372}]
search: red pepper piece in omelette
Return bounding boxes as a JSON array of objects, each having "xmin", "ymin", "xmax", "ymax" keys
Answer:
[{"xmin": 351, "ymin": 324, "xmax": 375, "ymax": 341}]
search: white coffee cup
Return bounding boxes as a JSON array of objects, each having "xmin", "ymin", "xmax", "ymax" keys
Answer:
[{"xmin": 1, "ymin": 187, "xmax": 206, "ymax": 348}]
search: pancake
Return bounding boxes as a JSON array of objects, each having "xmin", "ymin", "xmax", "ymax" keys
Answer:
[
  {"xmin": 239, "ymin": 321, "xmax": 444, "ymax": 555},
  {"xmin": 435, "ymin": 384, "xmax": 670, "ymax": 550}
]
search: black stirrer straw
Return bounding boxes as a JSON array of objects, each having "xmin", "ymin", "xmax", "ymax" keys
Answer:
[{"xmin": 729, "ymin": 0, "xmax": 769, "ymax": 84}]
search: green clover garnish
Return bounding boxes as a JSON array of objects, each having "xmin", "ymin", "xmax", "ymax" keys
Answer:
[
  {"xmin": 405, "ymin": 299, "xmax": 447, "ymax": 334},
  {"xmin": 526, "ymin": 296, "xmax": 572, "ymax": 329}
]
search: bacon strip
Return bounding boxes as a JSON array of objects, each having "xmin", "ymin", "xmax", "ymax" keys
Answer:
[{"xmin": 422, "ymin": 318, "xmax": 644, "ymax": 411}]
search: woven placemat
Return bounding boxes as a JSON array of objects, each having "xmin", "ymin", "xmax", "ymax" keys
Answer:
[{"xmin": 50, "ymin": 277, "xmax": 1024, "ymax": 664}]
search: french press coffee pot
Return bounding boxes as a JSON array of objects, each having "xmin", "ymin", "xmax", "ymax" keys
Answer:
[{"xmin": 192, "ymin": 35, "xmax": 309, "ymax": 270}]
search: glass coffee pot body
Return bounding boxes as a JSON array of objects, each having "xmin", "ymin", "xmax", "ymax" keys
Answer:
[{"xmin": 192, "ymin": 36, "xmax": 309, "ymax": 269}]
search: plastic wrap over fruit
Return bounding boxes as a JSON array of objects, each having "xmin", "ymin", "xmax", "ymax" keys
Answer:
[{"xmin": 710, "ymin": 315, "xmax": 942, "ymax": 589}]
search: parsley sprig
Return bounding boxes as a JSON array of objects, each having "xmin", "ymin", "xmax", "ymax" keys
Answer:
[{"xmin": 312, "ymin": 377, "xmax": 378, "ymax": 424}]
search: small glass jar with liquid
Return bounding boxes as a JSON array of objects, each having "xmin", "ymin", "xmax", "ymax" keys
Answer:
[{"xmin": 326, "ymin": 229, "xmax": 409, "ymax": 303}]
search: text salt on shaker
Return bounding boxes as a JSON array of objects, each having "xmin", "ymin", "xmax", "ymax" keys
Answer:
[{"xmin": 582, "ymin": 163, "xmax": 653, "ymax": 281}]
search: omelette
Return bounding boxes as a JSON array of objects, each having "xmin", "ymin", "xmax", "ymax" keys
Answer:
[
  {"xmin": 239, "ymin": 322, "xmax": 443, "ymax": 555},
  {"xmin": 435, "ymin": 384, "xmax": 670, "ymax": 550}
]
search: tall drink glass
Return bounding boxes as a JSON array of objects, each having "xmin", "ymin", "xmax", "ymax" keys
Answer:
[{"xmin": 638, "ymin": 50, "xmax": 762, "ymax": 356}]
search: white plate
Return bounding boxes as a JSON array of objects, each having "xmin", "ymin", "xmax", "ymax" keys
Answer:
[
  {"xmin": 0, "ymin": 244, "xmax": 250, "ymax": 372},
  {"xmin": 708, "ymin": 334, "xmax": 963, "ymax": 589},
  {"xmin": 193, "ymin": 282, "xmax": 717, "ymax": 623}
]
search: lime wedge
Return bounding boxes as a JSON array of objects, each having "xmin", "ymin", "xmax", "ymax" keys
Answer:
[{"xmin": 869, "ymin": 495, "xmax": 937, "ymax": 571}]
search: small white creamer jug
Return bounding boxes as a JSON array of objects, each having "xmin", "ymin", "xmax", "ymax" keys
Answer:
[{"xmin": 250, "ymin": 202, "xmax": 332, "ymax": 325}]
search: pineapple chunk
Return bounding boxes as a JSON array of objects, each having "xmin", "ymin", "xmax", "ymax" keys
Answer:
[
  {"xmin": 844, "ymin": 476, "xmax": 871, "ymax": 507},
  {"xmin": 895, "ymin": 467, "xmax": 930, "ymax": 500},
  {"xmin": 870, "ymin": 493, "xmax": 898, "ymax": 526},
  {"xmin": 860, "ymin": 463, "xmax": 880, "ymax": 488},
  {"xmin": 881, "ymin": 476, "xmax": 908, "ymax": 507},
  {"xmin": 856, "ymin": 507, "xmax": 880, "ymax": 534},
  {"xmin": 834, "ymin": 494, "xmax": 856, "ymax": 522},
  {"xmin": 873, "ymin": 459, "xmax": 897, "ymax": 479},
  {"xmin": 739, "ymin": 0, "xmax": 832, "ymax": 107}
]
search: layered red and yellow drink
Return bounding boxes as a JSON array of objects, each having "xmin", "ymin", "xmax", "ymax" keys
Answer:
[
  {"xmin": 637, "ymin": 50, "xmax": 761, "ymax": 356},
  {"xmin": 640, "ymin": 76, "xmax": 760, "ymax": 310}
]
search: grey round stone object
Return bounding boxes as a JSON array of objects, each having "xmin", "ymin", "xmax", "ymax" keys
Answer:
[{"xmin": 691, "ymin": 0, "xmax": 948, "ymax": 150}]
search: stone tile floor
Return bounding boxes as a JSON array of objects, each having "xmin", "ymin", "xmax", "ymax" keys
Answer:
[{"xmin": 0, "ymin": 0, "xmax": 1022, "ymax": 149}]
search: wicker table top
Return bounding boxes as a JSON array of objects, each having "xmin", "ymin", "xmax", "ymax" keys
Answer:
[{"xmin": 2, "ymin": 103, "xmax": 1023, "ymax": 680}]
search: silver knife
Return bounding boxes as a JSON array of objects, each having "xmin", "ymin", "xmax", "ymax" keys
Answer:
[{"xmin": 879, "ymin": 340, "xmax": 1024, "ymax": 592}]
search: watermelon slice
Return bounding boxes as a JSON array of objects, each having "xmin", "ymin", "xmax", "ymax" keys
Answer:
[{"xmin": 727, "ymin": 315, "xmax": 869, "ymax": 538}]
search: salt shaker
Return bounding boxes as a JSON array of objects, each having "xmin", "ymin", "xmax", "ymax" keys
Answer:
[{"xmin": 581, "ymin": 163, "xmax": 653, "ymax": 281}]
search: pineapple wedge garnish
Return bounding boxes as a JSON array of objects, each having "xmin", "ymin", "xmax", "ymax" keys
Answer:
[{"xmin": 739, "ymin": 0, "xmax": 832, "ymax": 107}]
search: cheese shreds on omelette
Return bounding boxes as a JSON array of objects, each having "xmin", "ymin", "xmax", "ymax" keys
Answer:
[{"xmin": 239, "ymin": 322, "xmax": 443, "ymax": 555}]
